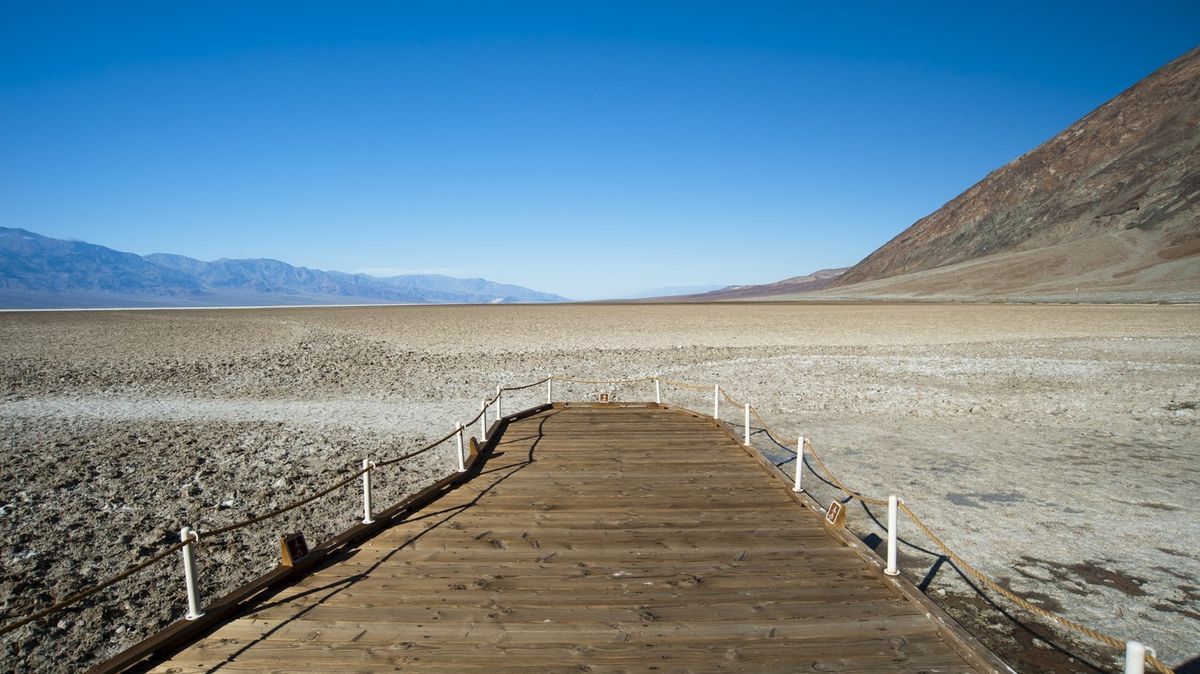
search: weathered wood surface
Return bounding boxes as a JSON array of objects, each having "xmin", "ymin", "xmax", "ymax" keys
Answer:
[{"xmin": 146, "ymin": 405, "xmax": 986, "ymax": 673}]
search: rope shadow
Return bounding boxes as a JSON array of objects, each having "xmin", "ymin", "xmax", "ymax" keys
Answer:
[
  {"xmin": 855, "ymin": 499, "xmax": 1111, "ymax": 673},
  {"xmin": 739, "ymin": 421, "xmax": 1118, "ymax": 673}
]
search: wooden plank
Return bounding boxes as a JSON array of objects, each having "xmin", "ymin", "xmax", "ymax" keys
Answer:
[
  {"xmin": 148, "ymin": 633, "xmax": 974, "ymax": 673},
  {"xmin": 126, "ymin": 404, "xmax": 997, "ymax": 674},
  {"xmin": 232, "ymin": 598, "xmax": 918, "ymax": 624}
]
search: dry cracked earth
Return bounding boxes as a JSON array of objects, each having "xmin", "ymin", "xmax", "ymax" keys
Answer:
[{"xmin": 0, "ymin": 303, "xmax": 1196, "ymax": 673}]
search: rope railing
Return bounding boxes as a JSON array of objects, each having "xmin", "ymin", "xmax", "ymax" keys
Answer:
[
  {"xmin": 0, "ymin": 540, "xmax": 189, "ymax": 638},
  {"xmin": 203, "ymin": 466, "xmax": 370, "ymax": 538},
  {"xmin": 898, "ymin": 501, "xmax": 1173, "ymax": 674},
  {"xmin": 735, "ymin": 389, "xmax": 1168, "ymax": 672},
  {"xmin": 0, "ymin": 376, "xmax": 544, "ymax": 647},
  {"xmin": 374, "ymin": 435, "xmax": 449, "ymax": 469},
  {"xmin": 800, "ymin": 438, "xmax": 888, "ymax": 507},
  {"xmin": 563, "ymin": 375, "xmax": 1174, "ymax": 674},
  {"xmin": 499, "ymin": 376, "xmax": 552, "ymax": 392},
  {"xmin": 3, "ymin": 373, "xmax": 1175, "ymax": 674},
  {"xmin": 718, "ymin": 386, "xmax": 743, "ymax": 407},
  {"xmin": 745, "ymin": 405, "xmax": 888, "ymax": 507}
]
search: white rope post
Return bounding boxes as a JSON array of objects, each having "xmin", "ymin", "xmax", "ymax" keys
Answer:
[
  {"xmin": 547, "ymin": 376, "xmax": 553, "ymax": 404},
  {"xmin": 496, "ymin": 385, "xmax": 503, "ymax": 420},
  {"xmin": 179, "ymin": 526, "xmax": 204, "ymax": 620},
  {"xmin": 480, "ymin": 399, "xmax": 488, "ymax": 441},
  {"xmin": 885, "ymin": 495, "xmax": 900, "ymax": 576},
  {"xmin": 713, "ymin": 384, "xmax": 719, "ymax": 419},
  {"xmin": 794, "ymin": 436, "xmax": 805, "ymax": 492},
  {"xmin": 456, "ymin": 423, "xmax": 465, "ymax": 472},
  {"xmin": 361, "ymin": 458, "xmax": 374, "ymax": 524},
  {"xmin": 1125, "ymin": 641, "xmax": 1150, "ymax": 674},
  {"xmin": 743, "ymin": 403, "xmax": 751, "ymax": 445},
  {"xmin": 654, "ymin": 378, "xmax": 661, "ymax": 404}
]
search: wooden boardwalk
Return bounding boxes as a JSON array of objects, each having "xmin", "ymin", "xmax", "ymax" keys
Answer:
[{"xmin": 146, "ymin": 405, "xmax": 992, "ymax": 673}]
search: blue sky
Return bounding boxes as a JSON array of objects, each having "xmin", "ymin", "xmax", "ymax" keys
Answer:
[{"xmin": 1, "ymin": 3, "xmax": 1196, "ymax": 299}]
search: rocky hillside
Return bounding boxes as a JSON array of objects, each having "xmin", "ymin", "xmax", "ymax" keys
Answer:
[
  {"xmin": 831, "ymin": 47, "xmax": 1200, "ymax": 301},
  {"xmin": 0, "ymin": 228, "xmax": 567, "ymax": 308}
]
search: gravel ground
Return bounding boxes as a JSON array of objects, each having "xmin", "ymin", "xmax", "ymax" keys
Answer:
[{"xmin": 0, "ymin": 303, "xmax": 1196, "ymax": 673}]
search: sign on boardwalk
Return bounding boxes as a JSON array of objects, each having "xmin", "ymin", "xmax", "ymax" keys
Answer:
[
  {"xmin": 279, "ymin": 532, "xmax": 309, "ymax": 566},
  {"xmin": 825, "ymin": 500, "xmax": 846, "ymax": 528}
]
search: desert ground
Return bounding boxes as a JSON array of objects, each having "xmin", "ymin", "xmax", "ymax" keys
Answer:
[{"xmin": 0, "ymin": 303, "xmax": 1196, "ymax": 673}]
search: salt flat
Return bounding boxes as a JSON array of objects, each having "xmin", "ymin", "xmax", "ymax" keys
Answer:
[{"xmin": 0, "ymin": 303, "xmax": 1196, "ymax": 672}]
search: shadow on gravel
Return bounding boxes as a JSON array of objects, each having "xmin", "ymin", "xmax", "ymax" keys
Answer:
[
  {"xmin": 751, "ymin": 418, "xmax": 1118, "ymax": 673},
  {"xmin": 857, "ymin": 499, "xmax": 1112, "ymax": 674}
]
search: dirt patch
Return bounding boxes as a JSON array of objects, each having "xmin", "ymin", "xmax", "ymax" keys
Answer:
[
  {"xmin": 1014, "ymin": 557, "xmax": 1149, "ymax": 598},
  {"xmin": 934, "ymin": 585, "xmax": 1111, "ymax": 674}
]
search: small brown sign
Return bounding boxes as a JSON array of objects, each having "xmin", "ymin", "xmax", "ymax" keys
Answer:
[
  {"xmin": 825, "ymin": 501, "xmax": 846, "ymax": 528},
  {"xmin": 598, "ymin": 392, "xmax": 610, "ymax": 403},
  {"xmin": 280, "ymin": 532, "xmax": 310, "ymax": 566}
]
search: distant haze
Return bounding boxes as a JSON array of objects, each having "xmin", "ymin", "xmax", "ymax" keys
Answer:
[{"xmin": 623, "ymin": 285, "xmax": 728, "ymax": 300}]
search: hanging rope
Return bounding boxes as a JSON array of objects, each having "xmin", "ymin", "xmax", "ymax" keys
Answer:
[
  {"xmin": 0, "ymin": 540, "xmax": 189, "ymax": 638},
  {"xmin": 717, "ymin": 387, "xmax": 1171, "ymax": 671},
  {"xmin": 500, "ymin": 376, "xmax": 552, "ymax": 392}
]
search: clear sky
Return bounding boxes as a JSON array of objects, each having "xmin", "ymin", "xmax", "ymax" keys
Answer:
[{"xmin": 2, "ymin": 3, "xmax": 1197, "ymax": 299}]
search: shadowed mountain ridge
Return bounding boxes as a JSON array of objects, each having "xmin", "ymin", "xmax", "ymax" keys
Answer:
[
  {"xmin": 0, "ymin": 228, "xmax": 567, "ymax": 308},
  {"xmin": 828, "ymin": 47, "xmax": 1200, "ymax": 299}
]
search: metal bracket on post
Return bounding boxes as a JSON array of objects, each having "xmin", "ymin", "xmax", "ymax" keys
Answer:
[
  {"xmin": 743, "ymin": 403, "xmax": 751, "ymax": 445},
  {"xmin": 794, "ymin": 436, "xmax": 805, "ymax": 492},
  {"xmin": 885, "ymin": 495, "xmax": 901, "ymax": 576},
  {"xmin": 455, "ymin": 423, "xmax": 465, "ymax": 472},
  {"xmin": 361, "ymin": 459, "xmax": 374, "ymax": 524},
  {"xmin": 180, "ymin": 526, "xmax": 204, "ymax": 620}
]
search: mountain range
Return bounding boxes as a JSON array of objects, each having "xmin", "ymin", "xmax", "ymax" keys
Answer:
[{"xmin": 0, "ymin": 227, "xmax": 566, "ymax": 308}]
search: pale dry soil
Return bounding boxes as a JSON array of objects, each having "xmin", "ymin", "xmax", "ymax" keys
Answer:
[{"xmin": 0, "ymin": 304, "xmax": 1196, "ymax": 673}]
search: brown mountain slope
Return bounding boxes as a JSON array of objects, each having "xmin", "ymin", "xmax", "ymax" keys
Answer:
[
  {"xmin": 643, "ymin": 267, "xmax": 846, "ymax": 302},
  {"xmin": 831, "ymin": 47, "xmax": 1200, "ymax": 300}
]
